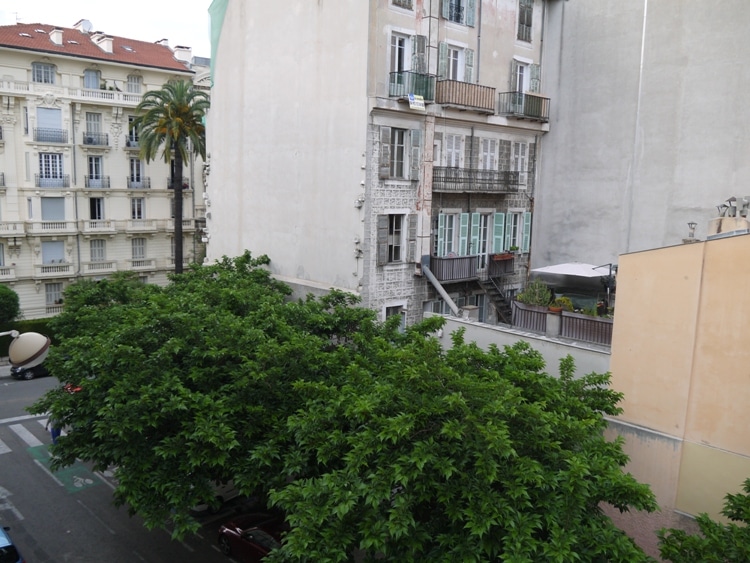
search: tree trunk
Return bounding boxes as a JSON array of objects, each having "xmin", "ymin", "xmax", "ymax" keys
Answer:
[{"xmin": 173, "ymin": 147, "xmax": 184, "ymax": 274}]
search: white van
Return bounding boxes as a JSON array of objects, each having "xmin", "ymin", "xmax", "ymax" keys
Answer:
[{"xmin": 191, "ymin": 480, "xmax": 240, "ymax": 514}]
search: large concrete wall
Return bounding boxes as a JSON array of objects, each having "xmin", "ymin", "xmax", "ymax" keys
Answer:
[
  {"xmin": 206, "ymin": 0, "xmax": 370, "ymax": 292},
  {"xmin": 535, "ymin": 0, "xmax": 750, "ymax": 268}
]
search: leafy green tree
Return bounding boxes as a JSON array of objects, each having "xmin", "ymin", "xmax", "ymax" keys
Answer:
[
  {"xmin": 32, "ymin": 254, "xmax": 656, "ymax": 561},
  {"xmin": 0, "ymin": 284, "xmax": 20, "ymax": 323},
  {"xmin": 658, "ymin": 478, "xmax": 750, "ymax": 562},
  {"xmin": 131, "ymin": 80, "xmax": 209, "ymax": 273}
]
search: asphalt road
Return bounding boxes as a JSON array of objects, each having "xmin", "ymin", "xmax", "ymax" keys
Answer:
[{"xmin": 0, "ymin": 373, "xmax": 242, "ymax": 563}]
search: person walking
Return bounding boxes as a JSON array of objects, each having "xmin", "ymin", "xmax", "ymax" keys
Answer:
[{"xmin": 45, "ymin": 417, "xmax": 62, "ymax": 445}]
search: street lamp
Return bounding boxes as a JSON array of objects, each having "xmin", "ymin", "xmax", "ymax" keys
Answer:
[{"xmin": 1, "ymin": 330, "xmax": 51, "ymax": 368}]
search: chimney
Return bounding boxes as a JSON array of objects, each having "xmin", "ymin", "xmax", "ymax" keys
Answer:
[
  {"xmin": 49, "ymin": 27, "xmax": 63, "ymax": 45},
  {"xmin": 74, "ymin": 19, "xmax": 93, "ymax": 34},
  {"xmin": 172, "ymin": 45, "xmax": 192, "ymax": 63},
  {"xmin": 91, "ymin": 32, "xmax": 113, "ymax": 54},
  {"xmin": 155, "ymin": 38, "xmax": 169, "ymax": 47}
]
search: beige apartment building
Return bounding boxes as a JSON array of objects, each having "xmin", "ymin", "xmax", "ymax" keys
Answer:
[
  {"xmin": 0, "ymin": 21, "xmax": 209, "ymax": 319},
  {"xmin": 206, "ymin": 0, "xmax": 550, "ymax": 325}
]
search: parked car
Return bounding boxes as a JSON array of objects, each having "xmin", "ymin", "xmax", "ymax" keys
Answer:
[
  {"xmin": 191, "ymin": 480, "xmax": 241, "ymax": 514},
  {"xmin": 0, "ymin": 525, "xmax": 24, "ymax": 563},
  {"xmin": 217, "ymin": 512, "xmax": 286, "ymax": 562},
  {"xmin": 10, "ymin": 362, "xmax": 49, "ymax": 380}
]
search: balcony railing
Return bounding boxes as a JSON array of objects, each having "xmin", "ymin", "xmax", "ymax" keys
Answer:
[
  {"xmin": 83, "ymin": 131, "xmax": 109, "ymax": 146},
  {"xmin": 167, "ymin": 218, "xmax": 196, "ymax": 230},
  {"xmin": 34, "ymin": 128, "xmax": 68, "ymax": 143},
  {"xmin": 129, "ymin": 258, "xmax": 156, "ymax": 269},
  {"xmin": 127, "ymin": 219, "xmax": 157, "ymax": 231},
  {"xmin": 83, "ymin": 260, "xmax": 118, "ymax": 274},
  {"xmin": 125, "ymin": 138, "xmax": 140, "ymax": 149},
  {"xmin": 167, "ymin": 179, "xmax": 191, "ymax": 189},
  {"xmin": 36, "ymin": 262, "xmax": 74, "ymax": 278},
  {"xmin": 511, "ymin": 302, "xmax": 613, "ymax": 346},
  {"xmin": 85, "ymin": 175, "xmax": 110, "ymax": 188},
  {"xmin": 497, "ymin": 92, "xmax": 550, "ymax": 122},
  {"xmin": 448, "ymin": 2, "xmax": 464, "ymax": 23},
  {"xmin": 432, "ymin": 167, "xmax": 520, "ymax": 193},
  {"xmin": 429, "ymin": 255, "xmax": 479, "ymax": 283},
  {"xmin": 488, "ymin": 254, "xmax": 515, "ymax": 276},
  {"xmin": 27, "ymin": 221, "xmax": 77, "ymax": 235},
  {"xmin": 82, "ymin": 220, "xmax": 116, "ymax": 233},
  {"xmin": 435, "ymin": 80, "xmax": 495, "ymax": 113},
  {"xmin": 35, "ymin": 174, "xmax": 70, "ymax": 188},
  {"xmin": 127, "ymin": 177, "xmax": 150, "ymax": 189},
  {"xmin": 389, "ymin": 71, "xmax": 435, "ymax": 101},
  {"xmin": 0, "ymin": 222, "xmax": 25, "ymax": 235},
  {"xmin": 0, "ymin": 266, "xmax": 16, "ymax": 281}
]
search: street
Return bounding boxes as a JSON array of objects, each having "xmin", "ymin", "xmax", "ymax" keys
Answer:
[{"xmin": 0, "ymin": 374, "xmax": 240, "ymax": 562}]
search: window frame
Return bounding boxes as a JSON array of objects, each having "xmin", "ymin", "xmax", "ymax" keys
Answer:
[
  {"xmin": 45, "ymin": 282, "xmax": 63, "ymax": 305},
  {"xmin": 32, "ymin": 62, "xmax": 55, "ymax": 84},
  {"xmin": 126, "ymin": 75, "xmax": 142, "ymax": 94},
  {"xmin": 83, "ymin": 69, "xmax": 101, "ymax": 90},
  {"xmin": 390, "ymin": 128, "xmax": 407, "ymax": 179},
  {"xmin": 518, "ymin": 0, "xmax": 533, "ymax": 42},
  {"xmin": 89, "ymin": 197, "xmax": 104, "ymax": 220},
  {"xmin": 130, "ymin": 197, "xmax": 145, "ymax": 220},
  {"xmin": 131, "ymin": 237, "xmax": 146, "ymax": 260},
  {"xmin": 90, "ymin": 239, "xmax": 106, "ymax": 262}
]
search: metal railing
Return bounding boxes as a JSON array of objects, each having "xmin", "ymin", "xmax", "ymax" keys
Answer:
[
  {"xmin": 389, "ymin": 71, "xmax": 435, "ymax": 101},
  {"xmin": 127, "ymin": 177, "xmax": 150, "ymax": 189},
  {"xmin": 432, "ymin": 167, "xmax": 520, "ymax": 193},
  {"xmin": 83, "ymin": 132, "xmax": 109, "ymax": 146},
  {"xmin": 511, "ymin": 301, "xmax": 548, "ymax": 333},
  {"xmin": 448, "ymin": 2, "xmax": 464, "ymax": 22},
  {"xmin": 85, "ymin": 176, "xmax": 110, "ymax": 188},
  {"xmin": 436, "ymin": 80, "xmax": 495, "ymax": 112},
  {"xmin": 561, "ymin": 311, "xmax": 613, "ymax": 346},
  {"xmin": 392, "ymin": 0, "xmax": 412, "ymax": 8},
  {"xmin": 125, "ymin": 138, "xmax": 140, "ymax": 149},
  {"xmin": 429, "ymin": 255, "xmax": 479, "ymax": 282},
  {"xmin": 167, "ymin": 178, "xmax": 191, "ymax": 189},
  {"xmin": 35, "ymin": 174, "xmax": 70, "ymax": 188},
  {"xmin": 497, "ymin": 92, "xmax": 550, "ymax": 122},
  {"xmin": 34, "ymin": 128, "xmax": 68, "ymax": 143}
]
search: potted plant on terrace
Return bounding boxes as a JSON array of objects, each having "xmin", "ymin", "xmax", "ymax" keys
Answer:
[
  {"xmin": 515, "ymin": 279, "xmax": 552, "ymax": 308},
  {"xmin": 549, "ymin": 296, "xmax": 573, "ymax": 313}
]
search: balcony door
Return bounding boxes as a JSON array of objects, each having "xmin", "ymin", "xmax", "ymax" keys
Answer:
[
  {"xmin": 88, "ymin": 156, "xmax": 103, "ymax": 188},
  {"xmin": 472, "ymin": 213, "xmax": 491, "ymax": 269}
]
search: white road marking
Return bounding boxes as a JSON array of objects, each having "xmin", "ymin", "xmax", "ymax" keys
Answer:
[
  {"xmin": 0, "ymin": 413, "xmax": 46, "ymax": 426},
  {"xmin": 0, "ymin": 439, "xmax": 10, "ymax": 455},
  {"xmin": 76, "ymin": 499, "xmax": 116, "ymax": 535},
  {"xmin": 94, "ymin": 471, "xmax": 117, "ymax": 491},
  {"xmin": 9, "ymin": 423, "xmax": 43, "ymax": 447},
  {"xmin": 33, "ymin": 459, "xmax": 64, "ymax": 487}
]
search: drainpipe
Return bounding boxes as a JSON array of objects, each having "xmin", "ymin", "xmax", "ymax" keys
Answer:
[
  {"xmin": 476, "ymin": 0, "xmax": 482, "ymax": 82},
  {"xmin": 421, "ymin": 256, "xmax": 462, "ymax": 317}
]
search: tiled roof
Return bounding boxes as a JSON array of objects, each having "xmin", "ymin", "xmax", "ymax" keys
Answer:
[{"xmin": 0, "ymin": 22, "xmax": 192, "ymax": 73}]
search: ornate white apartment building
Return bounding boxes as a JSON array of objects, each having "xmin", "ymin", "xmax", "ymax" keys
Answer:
[
  {"xmin": 0, "ymin": 20, "xmax": 209, "ymax": 319},
  {"xmin": 207, "ymin": 0, "xmax": 550, "ymax": 325}
]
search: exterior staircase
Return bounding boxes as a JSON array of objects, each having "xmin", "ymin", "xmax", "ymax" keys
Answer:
[{"xmin": 478, "ymin": 273, "xmax": 514, "ymax": 324}]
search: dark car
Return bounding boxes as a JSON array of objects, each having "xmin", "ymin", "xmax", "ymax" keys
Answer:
[
  {"xmin": 0, "ymin": 526, "xmax": 24, "ymax": 563},
  {"xmin": 217, "ymin": 512, "xmax": 286, "ymax": 562},
  {"xmin": 10, "ymin": 362, "xmax": 49, "ymax": 380}
]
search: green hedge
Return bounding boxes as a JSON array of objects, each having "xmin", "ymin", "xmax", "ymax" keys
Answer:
[{"xmin": 0, "ymin": 319, "xmax": 57, "ymax": 358}]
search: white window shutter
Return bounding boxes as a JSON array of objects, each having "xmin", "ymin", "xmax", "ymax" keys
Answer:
[
  {"xmin": 407, "ymin": 214, "xmax": 418, "ymax": 262},
  {"xmin": 438, "ymin": 42, "xmax": 448, "ymax": 80},
  {"xmin": 410, "ymin": 129, "xmax": 422, "ymax": 181},
  {"xmin": 522, "ymin": 212, "xmax": 532, "ymax": 253},
  {"xmin": 379, "ymin": 126, "xmax": 391, "ymax": 179},
  {"xmin": 464, "ymin": 48, "xmax": 474, "ymax": 83},
  {"xmin": 437, "ymin": 213, "xmax": 446, "ymax": 257},
  {"xmin": 470, "ymin": 213, "xmax": 480, "ymax": 255},
  {"xmin": 459, "ymin": 213, "xmax": 469, "ymax": 256},
  {"xmin": 493, "ymin": 213, "xmax": 505, "ymax": 253},
  {"xmin": 377, "ymin": 214, "xmax": 389, "ymax": 265}
]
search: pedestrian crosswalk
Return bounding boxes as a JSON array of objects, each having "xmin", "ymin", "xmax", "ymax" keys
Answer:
[{"xmin": 0, "ymin": 417, "xmax": 57, "ymax": 453}]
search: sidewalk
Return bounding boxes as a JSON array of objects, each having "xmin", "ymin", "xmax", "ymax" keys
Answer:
[{"xmin": 0, "ymin": 364, "xmax": 11, "ymax": 379}]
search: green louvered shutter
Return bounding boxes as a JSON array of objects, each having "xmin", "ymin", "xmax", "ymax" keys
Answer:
[
  {"xmin": 493, "ymin": 213, "xmax": 505, "ymax": 253},
  {"xmin": 379, "ymin": 126, "xmax": 391, "ymax": 179},
  {"xmin": 521, "ymin": 212, "xmax": 532, "ymax": 253},
  {"xmin": 465, "ymin": 48, "xmax": 474, "ymax": 84},
  {"xmin": 377, "ymin": 215, "xmax": 389, "ymax": 265},
  {"xmin": 438, "ymin": 42, "xmax": 448, "ymax": 80},
  {"xmin": 470, "ymin": 213, "xmax": 480, "ymax": 255},
  {"xmin": 459, "ymin": 213, "xmax": 470, "ymax": 256},
  {"xmin": 410, "ymin": 129, "xmax": 422, "ymax": 181},
  {"xmin": 441, "ymin": 0, "xmax": 450, "ymax": 20},
  {"xmin": 504, "ymin": 212, "xmax": 513, "ymax": 251},
  {"xmin": 466, "ymin": 0, "xmax": 476, "ymax": 27},
  {"xmin": 437, "ymin": 213, "xmax": 446, "ymax": 257},
  {"xmin": 529, "ymin": 64, "xmax": 541, "ymax": 93},
  {"xmin": 510, "ymin": 60, "xmax": 519, "ymax": 91}
]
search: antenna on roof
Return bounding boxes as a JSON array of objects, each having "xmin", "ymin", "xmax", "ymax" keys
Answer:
[{"xmin": 81, "ymin": 20, "xmax": 93, "ymax": 33}]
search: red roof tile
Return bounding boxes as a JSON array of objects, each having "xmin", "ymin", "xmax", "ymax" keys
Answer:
[{"xmin": 0, "ymin": 22, "xmax": 192, "ymax": 74}]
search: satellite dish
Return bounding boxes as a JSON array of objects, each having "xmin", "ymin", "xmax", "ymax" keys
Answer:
[{"xmin": 81, "ymin": 20, "xmax": 93, "ymax": 33}]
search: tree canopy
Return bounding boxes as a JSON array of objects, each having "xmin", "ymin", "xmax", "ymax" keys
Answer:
[
  {"xmin": 0, "ymin": 284, "xmax": 20, "ymax": 323},
  {"xmin": 32, "ymin": 253, "xmax": 656, "ymax": 561}
]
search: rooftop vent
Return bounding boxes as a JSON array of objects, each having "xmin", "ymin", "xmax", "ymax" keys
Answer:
[{"xmin": 49, "ymin": 27, "xmax": 63, "ymax": 45}]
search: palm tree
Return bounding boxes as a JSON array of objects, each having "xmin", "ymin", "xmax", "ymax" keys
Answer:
[{"xmin": 131, "ymin": 80, "xmax": 209, "ymax": 274}]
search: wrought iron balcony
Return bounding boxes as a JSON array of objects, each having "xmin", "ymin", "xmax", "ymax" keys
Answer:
[
  {"xmin": 448, "ymin": 2, "xmax": 464, "ymax": 23},
  {"xmin": 85, "ymin": 175, "xmax": 110, "ymax": 188},
  {"xmin": 35, "ymin": 174, "xmax": 70, "ymax": 188},
  {"xmin": 435, "ymin": 80, "xmax": 495, "ymax": 113},
  {"xmin": 125, "ymin": 138, "xmax": 140, "ymax": 149},
  {"xmin": 392, "ymin": 0, "xmax": 412, "ymax": 8},
  {"xmin": 497, "ymin": 92, "xmax": 550, "ymax": 122},
  {"xmin": 127, "ymin": 177, "xmax": 150, "ymax": 189},
  {"xmin": 432, "ymin": 167, "xmax": 520, "ymax": 193},
  {"xmin": 429, "ymin": 255, "xmax": 479, "ymax": 283},
  {"xmin": 389, "ymin": 71, "xmax": 435, "ymax": 101},
  {"xmin": 83, "ymin": 131, "xmax": 109, "ymax": 146},
  {"xmin": 34, "ymin": 128, "xmax": 68, "ymax": 143},
  {"xmin": 167, "ymin": 178, "xmax": 191, "ymax": 189}
]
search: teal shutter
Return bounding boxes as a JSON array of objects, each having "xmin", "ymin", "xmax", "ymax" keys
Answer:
[
  {"xmin": 459, "ymin": 213, "xmax": 470, "ymax": 255},
  {"xmin": 412, "ymin": 35, "xmax": 427, "ymax": 74},
  {"xmin": 377, "ymin": 215, "xmax": 389, "ymax": 265},
  {"xmin": 379, "ymin": 126, "xmax": 391, "ymax": 179},
  {"xmin": 529, "ymin": 64, "xmax": 541, "ymax": 93},
  {"xmin": 521, "ymin": 212, "xmax": 532, "ymax": 253},
  {"xmin": 410, "ymin": 129, "xmax": 422, "ymax": 181},
  {"xmin": 470, "ymin": 213, "xmax": 480, "ymax": 255},
  {"xmin": 437, "ymin": 213, "xmax": 446, "ymax": 256},
  {"xmin": 465, "ymin": 48, "xmax": 474, "ymax": 83},
  {"xmin": 466, "ymin": 0, "xmax": 476, "ymax": 27},
  {"xmin": 493, "ymin": 213, "xmax": 505, "ymax": 253},
  {"xmin": 441, "ymin": 0, "xmax": 450, "ymax": 20},
  {"xmin": 438, "ymin": 42, "xmax": 448, "ymax": 80},
  {"xmin": 510, "ymin": 60, "xmax": 519, "ymax": 91},
  {"xmin": 504, "ymin": 212, "xmax": 513, "ymax": 250}
]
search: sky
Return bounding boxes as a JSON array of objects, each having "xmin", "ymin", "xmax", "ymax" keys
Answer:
[{"xmin": 0, "ymin": 0, "xmax": 213, "ymax": 58}]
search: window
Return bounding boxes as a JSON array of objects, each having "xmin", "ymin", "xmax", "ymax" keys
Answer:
[
  {"xmin": 390, "ymin": 33, "xmax": 410, "ymax": 75},
  {"xmin": 126, "ymin": 75, "xmax": 142, "ymax": 94},
  {"xmin": 436, "ymin": 213, "xmax": 459, "ymax": 256},
  {"xmin": 438, "ymin": 212, "xmax": 490, "ymax": 258},
  {"xmin": 88, "ymin": 156, "xmax": 103, "ymax": 187},
  {"xmin": 473, "ymin": 213, "xmax": 491, "ymax": 266},
  {"xmin": 438, "ymin": 43, "xmax": 474, "ymax": 83},
  {"xmin": 445, "ymin": 134, "xmax": 461, "ymax": 168},
  {"xmin": 127, "ymin": 116, "xmax": 139, "ymax": 146},
  {"xmin": 85, "ymin": 112, "xmax": 101, "ymax": 134},
  {"xmin": 132, "ymin": 237, "xmax": 146, "ymax": 260},
  {"xmin": 385, "ymin": 305, "xmax": 407, "ymax": 332},
  {"xmin": 504, "ymin": 210, "xmax": 532, "ymax": 253},
  {"xmin": 448, "ymin": 47, "xmax": 461, "ymax": 80},
  {"xmin": 36, "ymin": 107, "xmax": 65, "ymax": 142},
  {"xmin": 377, "ymin": 214, "xmax": 417, "ymax": 265},
  {"xmin": 379, "ymin": 127, "xmax": 422, "ymax": 181},
  {"xmin": 512, "ymin": 142, "xmax": 528, "ymax": 186},
  {"xmin": 45, "ymin": 282, "xmax": 63, "ymax": 305},
  {"xmin": 388, "ymin": 214, "xmax": 404, "ymax": 262},
  {"xmin": 448, "ymin": 0, "xmax": 463, "ymax": 23},
  {"xmin": 83, "ymin": 69, "xmax": 101, "ymax": 89},
  {"xmin": 41, "ymin": 197, "xmax": 65, "ymax": 220},
  {"xmin": 129, "ymin": 158, "xmax": 144, "ymax": 187},
  {"xmin": 441, "ymin": 0, "xmax": 475, "ymax": 26},
  {"xmin": 38, "ymin": 154, "xmax": 63, "ymax": 187},
  {"xmin": 392, "ymin": 0, "xmax": 413, "ymax": 9},
  {"xmin": 32, "ymin": 62, "xmax": 55, "ymax": 84},
  {"xmin": 0, "ymin": 244, "xmax": 4, "ymax": 267},
  {"xmin": 131, "ymin": 197, "xmax": 144, "ymax": 220},
  {"xmin": 480, "ymin": 139, "xmax": 497, "ymax": 171},
  {"xmin": 90, "ymin": 239, "xmax": 106, "ymax": 262},
  {"xmin": 89, "ymin": 197, "xmax": 104, "ymax": 220},
  {"xmin": 518, "ymin": 0, "xmax": 533, "ymax": 42},
  {"xmin": 42, "ymin": 241, "xmax": 64, "ymax": 264}
]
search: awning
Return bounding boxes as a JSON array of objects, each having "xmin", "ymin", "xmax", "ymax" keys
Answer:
[{"xmin": 530, "ymin": 262, "xmax": 610, "ymax": 278}]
